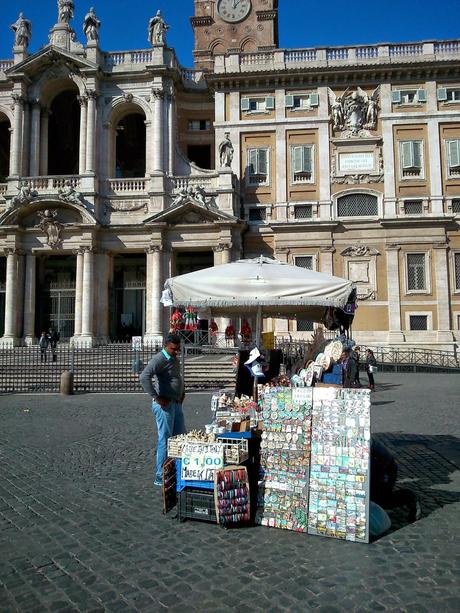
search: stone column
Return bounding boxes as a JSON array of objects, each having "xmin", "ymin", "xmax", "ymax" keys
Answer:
[
  {"xmin": 15, "ymin": 252, "xmax": 25, "ymax": 339},
  {"xmin": 85, "ymin": 91, "xmax": 97, "ymax": 173},
  {"xmin": 218, "ymin": 243, "xmax": 231, "ymax": 333},
  {"xmin": 433, "ymin": 243, "xmax": 454, "ymax": 343},
  {"xmin": 39, "ymin": 108, "xmax": 49, "ymax": 176},
  {"xmin": 152, "ymin": 88, "xmax": 164, "ymax": 173},
  {"xmin": 96, "ymin": 251, "xmax": 111, "ymax": 341},
  {"xmin": 275, "ymin": 247, "xmax": 290, "ymax": 334},
  {"xmin": 386, "ymin": 244, "xmax": 405, "ymax": 343},
  {"xmin": 29, "ymin": 100, "xmax": 41, "ymax": 177},
  {"xmin": 10, "ymin": 94, "xmax": 24, "ymax": 176},
  {"xmin": 23, "ymin": 252, "xmax": 36, "ymax": 345},
  {"xmin": 80, "ymin": 247, "xmax": 95, "ymax": 344},
  {"xmin": 22, "ymin": 100, "xmax": 31, "ymax": 176},
  {"xmin": 78, "ymin": 95, "xmax": 88, "ymax": 175},
  {"xmin": 167, "ymin": 92, "xmax": 175, "ymax": 176},
  {"xmin": 144, "ymin": 245, "xmax": 163, "ymax": 343},
  {"xmin": 2, "ymin": 249, "xmax": 19, "ymax": 344},
  {"xmin": 73, "ymin": 248, "xmax": 84, "ymax": 338}
]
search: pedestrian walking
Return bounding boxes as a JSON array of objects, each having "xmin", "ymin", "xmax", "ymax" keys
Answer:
[
  {"xmin": 139, "ymin": 333, "xmax": 186, "ymax": 486},
  {"xmin": 366, "ymin": 348, "xmax": 377, "ymax": 391},
  {"xmin": 352, "ymin": 345, "xmax": 362, "ymax": 387},
  {"xmin": 47, "ymin": 327, "xmax": 60, "ymax": 362},
  {"xmin": 39, "ymin": 331, "xmax": 49, "ymax": 363}
]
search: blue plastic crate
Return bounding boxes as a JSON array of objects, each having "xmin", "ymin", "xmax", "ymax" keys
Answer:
[
  {"xmin": 321, "ymin": 363, "xmax": 343, "ymax": 385},
  {"xmin": 175, "ymin": 459, "xmax": 214, "ymax": 492}
]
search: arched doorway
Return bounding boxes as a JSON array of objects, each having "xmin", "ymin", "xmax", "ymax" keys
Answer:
[
  {"xmin": 114, "ymin": 112, "xmax": 146, "ymax": 178},
  {"xmin": 0, "ymin": 113, "xmax": 11, "ymax": 182},
  {"xmin": 48, "ymin": 89, "xmax": 80, "ymax": 175}
]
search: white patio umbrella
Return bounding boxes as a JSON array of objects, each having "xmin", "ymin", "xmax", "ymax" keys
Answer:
[{"xmin": 161, "ymin": 256, "xmax": 356, "ymax": 340}]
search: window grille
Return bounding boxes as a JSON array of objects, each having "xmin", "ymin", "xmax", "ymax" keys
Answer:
[
  {"xmin": 409, "ymin": 315, "xmax": 428, "ymax": 330},
  {"xmin": 294, "ymin": 205, "xmax": 313, "ymax": 219},
  {"xmin": 337, "ymin": 194, "xmax": 378, "ymax": 217},
  {"xmin": 453, "ymin": 199, "xmax": 460, "ymax": 213},
  {"xmin": 455, "ymin": 253, "xmax": 460, "ymax": 290},
  {"xmin": 407, "ymin": 253, "xmax": 426, "ymax": 291},
  {"xmin": 294, "ymin": 256, "xmax": 313, "ymax": 269},
  {"xmin": 404, "ymin": 200, "xmax": 423, "ymax": 216},
  {"xmin": 297, "ymin": 320, "xmax": 314, "ymax": 332},
  {"xmin": 248, "ymin": 208, "xmax": 266, "ymax": 222}
]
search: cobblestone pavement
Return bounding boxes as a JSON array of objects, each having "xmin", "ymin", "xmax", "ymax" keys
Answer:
[{"xmin": 0, "ymin": 373, "xmax": 459, "ymax": 612}]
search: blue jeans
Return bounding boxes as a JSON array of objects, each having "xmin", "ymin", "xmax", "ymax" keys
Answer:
[{"xmin": 151, "ymin": 400, "xmax": 185, "ymax": 481}]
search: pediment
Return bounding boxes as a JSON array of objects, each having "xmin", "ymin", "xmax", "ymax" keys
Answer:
[
  {"xmin": 144, "ymin": 200, "xmax": 238, "ymax": 225},
  {"xmin": 0, "ymin": 199, "xmax": 96, "ymax": 227},
  {"xmin": 6, "ymin": 46, "xmax": 97, "ymax": 78}
]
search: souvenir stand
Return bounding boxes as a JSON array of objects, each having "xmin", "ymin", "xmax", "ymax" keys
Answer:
[{"xmin": 161, "ymin": 257, "xmax": 372, "ymax": 541}]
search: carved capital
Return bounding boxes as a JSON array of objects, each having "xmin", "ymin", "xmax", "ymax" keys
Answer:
[
  {"xmin": 4, "ymin": 247, "xmax": 20, "ymax": 257},
  {"xmin": 77, "ymin": 95, "xmax": 88, "ymax": 107},
  {"xmin": 146, "ymin": 244, "xmax": 162, "ymax": 254},
  {"xmin": 320, "ymin": 246, "xmax": 336, "ymax": 254},
  {"xmin": 86, "ymin": 89, "xmax": 98, "ymax": 100},
  {"xmin": 386, "ymin": 243, "xmax": 401, "ymax": 252},
  {"xmin": 433, "ymin": 242, "xmax": 449, "ymax": 250},
  {"xmin": 11, "ymin": 93, "xmax": 24, "ymax": 106},
  {"xmin": 73, "ymin": 247, "xmax": 86, "ymax": 256},
  {"xmin": 151, "ymin": 88, "xmax": 165, "ymax": 100}
]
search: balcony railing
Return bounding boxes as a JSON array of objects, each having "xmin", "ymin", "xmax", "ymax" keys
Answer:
[
  {"xmin": 215, "ymin": 39, "xmax": 460, "ymax": 73},
  {"xmin": 170, "ymin": 175, "xmax": 218, "ymax": 192},
  {"xmin": 0, "ymin": 60, "xmax": 13, "ymax": 73},
  {"xmin": 106, "ymin": 178, "xmax": 147, "ymax": 193},
  {"xmin": 0, "ymin": 183, "xmax": 7, "ymax": 196},
  {"xmin": 105, "ymin": 49, "xmax": 153, "ymax": 67},
  {"xmin": 25, "ymin": 175, "xmax": 81, "ymax": 191}
]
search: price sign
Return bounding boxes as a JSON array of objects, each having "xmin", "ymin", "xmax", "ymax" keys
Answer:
[{"xmin": 181, "ymin": 442, "xmax": 224, "ymax": 481}]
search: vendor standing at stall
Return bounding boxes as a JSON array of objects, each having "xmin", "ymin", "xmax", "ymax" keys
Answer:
[{"xmin": 140, "ymin": 333, "xmax": 186, "ymax": 486}]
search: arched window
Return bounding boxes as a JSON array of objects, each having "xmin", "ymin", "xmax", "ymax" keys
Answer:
[
  {"xmin": 115, "ymin": 113, "xmax": 146, "ymax": 178},
  {"xmin": 48, "ymin": 90, "xmax": 80, "ymax": 175},
  {"xmin": 337, "ymin": 193, "xmax": 378, "ymax": 217},
  {"xmin": 0, "ymin": 113, "xmax": 11, "ymax": 182}
]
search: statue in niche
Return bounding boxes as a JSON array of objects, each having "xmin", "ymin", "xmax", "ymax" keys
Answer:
[
  {"xmin": 11, "ymin": 12, "xmax": 32, "ymax": 48},
  {"xmin": 38, "ymin": 209, "xmax": 64, "ymax": 249},
  {"xmin": 148, "ymin": 10, "xmax": 169, "ymax": 46},
  {"xmin": 218, "ymin": 133, "xmax": 234, "ymax": 168},
  {"xmin": 328, "ymin": 86, "xmax": 380, "ymax": 135},
  {"xmin": 83, "ymin": 7, "xmax": 101, "ymax": 42},
  {"xmin": 58, "ymin": 0, "xmax": 74, "ymax": 24},
  {"xmin": 58, "ymin": 180, "xmax": 84, "ymax": 205},
  {"xmin": 10, "ymin": 181, "xmax": 37, "ymax": 208}
]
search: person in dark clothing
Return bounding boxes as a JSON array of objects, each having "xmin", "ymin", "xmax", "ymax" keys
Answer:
[
  {"xmin": 352, "ymin": 346, "xmax": 362, "ymax": 387},
  {"xmin": 365, "ymin": 348, "xmax": 377, "ymax": 390},
  {"xmin": 340, "ymin": 349, "xmax": 358, "ymax": 388},
  {"xmin": 47, "ymin": 328, "xmax": 60, "ymax": 362}
]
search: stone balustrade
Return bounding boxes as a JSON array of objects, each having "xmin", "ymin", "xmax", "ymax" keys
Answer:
[
  {"xmin": 25, "ymin": 175, "xmax": 81, "ymax": 191},
  {"xmin": 170, "ymin": 175, "xmax": 218, "ymax": 192},
  {"xmin": 105, "ymin": 49, "xmax": 153, "ymax": 68},
  {"xmin": 106, "ymin": 178, "xmax": 147, "ymax": 193},
  {"xmin": 215, "ymin": 39, "xmax": 460, "ymax": 73},
  {"xmin": 0, "ymin": 60, "xmax": 13, "ymax": 73},
  {"xmin": 0, "ymin": 183, "xmax": 7, "ymax": 197}
]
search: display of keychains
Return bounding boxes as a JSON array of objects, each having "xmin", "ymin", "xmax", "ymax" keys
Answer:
[
  {"xmin": 214, "ymin": 466, "xmax": 250, "ymax": 527},
  {"xmin": 256, "ymin": 387, "xmax": 312, "ymax": 532},
  {"xmin": 308, "ymin": 388, "xmax": 371, "ymax": 543}
]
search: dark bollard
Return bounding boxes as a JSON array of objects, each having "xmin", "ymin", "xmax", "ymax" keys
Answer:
[{"xmin": 60, "ymin": 370, "xmax": 74, "ymax": 395}]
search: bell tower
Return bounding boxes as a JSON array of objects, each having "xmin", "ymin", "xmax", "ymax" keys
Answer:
[{"xmin": 191, "ymin": 0, "xmax": 279, "ymax": 70}]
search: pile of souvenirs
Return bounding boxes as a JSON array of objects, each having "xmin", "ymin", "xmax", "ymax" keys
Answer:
[{"xmin": 208, "ymin": 391, "xmax": 259, "ymax": 433}]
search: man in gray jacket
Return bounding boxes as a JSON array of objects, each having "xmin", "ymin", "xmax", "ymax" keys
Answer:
[{"xmin": 140, "ymin": 333, "xmax": 186, "ymax": 485}]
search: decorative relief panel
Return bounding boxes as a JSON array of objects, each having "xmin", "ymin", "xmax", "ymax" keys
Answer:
[{"xmin": 341, "ymin": 245, "xmax": 380, "ymax": 300}]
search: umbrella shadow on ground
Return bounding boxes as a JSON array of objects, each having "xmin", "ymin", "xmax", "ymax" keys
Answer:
[
  {"xmin": 372, "ymin": 432, "xmax": 460, "ymax": 539},
  {"xmin": 371, "ymin": 401, "xmax": 395, "ymax": 406}
]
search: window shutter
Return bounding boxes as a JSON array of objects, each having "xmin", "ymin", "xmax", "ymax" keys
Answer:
[
  {"xmin": 292, "ymin": 146, "xmax": 303, "ymax": 173},
  {"xmin": 392, "ymin": 90, "xmax": 401, "ymax": 104},
  {"xmin": 248, "ymin": 149, "xmax": 257, "ymax": 175},
  {"xmin": 416, "ymin": 89, "xmax": 427, "ymax": 102},
  {"xmin": 265, "ymin": 96, "xmax": 275, "ymax": 110},
  {"xmin": 448, "ymin": 140, "xmax": 460, "ymax": 168},
  {"xmin": 303, "ymin": 146, "xmax": 312, "ymax": 173},
  {"xmin": 285, "ymin": 95, "xmax": 294, "ymax": 108},
  {"xmin": 437, "ymin": 87, "xmax": 448, "ymax": 101},
  {"xmin": 258, "ymin": 148, "xmax": 268, "ymax": 175},
  {"xmin": 401, "ymin": 141, "xmax": 414, "ymax": 169},
  {"xmin": 241, "ymin": 98, "xmax": 250, "ymax": 111},
  {"xmin": 309, "ymin": 93, "xmax": 319, "ymax": 107},
  {"xmin": 413, "ymin": 141, "xmax": 422, "ymax": 168}
]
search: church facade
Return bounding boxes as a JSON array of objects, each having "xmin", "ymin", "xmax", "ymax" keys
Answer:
[{"xmin": 0, "ymin": 0, "xmax": 459, "ymax": 348}]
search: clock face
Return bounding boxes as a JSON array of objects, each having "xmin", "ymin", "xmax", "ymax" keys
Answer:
[{"xmin": 217, "ymin": 0, "xmax": 252, "ymax": 23}]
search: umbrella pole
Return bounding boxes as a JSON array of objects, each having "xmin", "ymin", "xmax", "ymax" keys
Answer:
[{"xmin": 253, "ymin": 305, "xmax": 263, "ymax": 401}]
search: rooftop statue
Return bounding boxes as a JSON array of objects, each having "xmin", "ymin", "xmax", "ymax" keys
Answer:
[
  {"xmin": 148, "ymin": 10, "xmax": 169, "ymax": 46},
  {"xmin": 58, "ymin": 0, "xmax": 75, "ymax": 24},
  {"xmin": 11, "ymin": 12, "xmax": 32, "ymax": 48},
  {"xmin": 83, "ymin": 7, "xmax": 101, "ymax": 42}
]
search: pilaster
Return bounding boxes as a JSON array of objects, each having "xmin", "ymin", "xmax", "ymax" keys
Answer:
[
  {"xmin": 386, "ymin": 244, "xmax": 405, "ymax": 343},
  {"xmin": 433, "ymin": 243, "xmax": 454, "ymax": 342},
  {"xmin": 23, "ymin": 252, "xmax": 37, "ymax": 346},
  {"xmin": 144, "ymin": 244, "xmax": 164, "ymax": 343},
  {"xmin": 2, "ymin": 248, "xmax": 20, "ymax": 345}
]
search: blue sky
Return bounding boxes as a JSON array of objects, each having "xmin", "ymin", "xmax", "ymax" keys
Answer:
[{"xmin": 1, "ymin": 0, "xmax": 459, "ymax": 67}]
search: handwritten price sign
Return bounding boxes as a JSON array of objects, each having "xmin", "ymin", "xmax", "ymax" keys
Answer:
[{"xmin": 181, "ymin": 442, "xmax": 224, "ymax": 481}]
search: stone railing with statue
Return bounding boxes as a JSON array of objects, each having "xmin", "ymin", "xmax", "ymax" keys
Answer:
[{"xmin": 214, "ymin": 39, "xmax": 460, "ymax": 73}]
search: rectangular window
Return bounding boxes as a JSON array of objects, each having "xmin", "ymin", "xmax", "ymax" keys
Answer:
[
  {"xmin": 407, "ymin": 253, "xmax": 427, "ymax": 291},
  {"xmin": 188, "ymin": 119, "xmax": 211, "ymax": 131},
  {"xmin": 452, "ymin": 199, "xmax": 460, "ymax": 213},
  {"xmin": 296, "ymin": 320, "xmax": 314, "ymax": 332},
  {"xmin": 241, "ymin": 97, "xmax": 274, "ymax": 113},
  {"xmin": 438, "ymin": 88, "xmax": 460, "ymax": 102},
  {"xmin": 393, "ymin": 89, "xmax": 426, "ymax": 104},
  {"xmin": 409, "ymin": 315, "xmax": 428, "ymax": 330},
  {"xmin": 285, "ymin": 93, "xmax": 319, "ymax": 110},
  {"xmin": 247, "ymin": 148, "xmax": 269, "ymax": 185},
  {"xmin": 447, "ymin": 140, "xmax": 460, "ymax": 176},
  {"xmin": 400, "ymin": 141, "xmax": 424, "ymax": 178},
  {"xmin": 248, "ymin": 207, "xmax": 266, "ymax": 222},
  {"xmin": 291, "ymin": 145, "xmax": 313, "ymax": 183},
  {"xmin": 455, "ymin": 252, "xmax": 460, "ymax": 290},
  {"xmin": 294, "ymin": 255, "xmax": 314, "ymax": 270},
  {"xmin": 294, "ymin": 204, "xmax": 313, "ymax": 219},
  {"xmin": 404, "ymin": 200, "xmax": 423, "ymax": 216}
]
